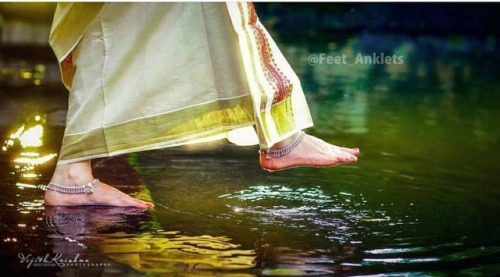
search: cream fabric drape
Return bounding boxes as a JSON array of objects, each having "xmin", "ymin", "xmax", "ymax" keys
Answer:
[{"xmin": 49, "ymin": 2, "xmax": 313, "ymax": 164}]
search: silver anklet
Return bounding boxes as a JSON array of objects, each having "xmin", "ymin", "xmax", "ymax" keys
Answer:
[
  {"xmin": 260, "ymin": 132, "xmax": 305, "ymax": 160},
  {"xmin": 46, "ymin": 179, "xmax": 99, "ymax": 194}
]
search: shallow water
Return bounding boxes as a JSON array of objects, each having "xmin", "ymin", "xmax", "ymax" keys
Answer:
[{"xmin": 1, "ymin": 32, "xmax": 499, "ymax": 276}]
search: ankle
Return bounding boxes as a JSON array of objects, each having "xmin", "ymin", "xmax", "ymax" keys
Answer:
[
  {"xmin": 271, "ymin": 131, "xmax": 303, "ymax": 150},
  {"xmin": 50, "ymin": 161, "xmax": 94, "ymax": 187}
]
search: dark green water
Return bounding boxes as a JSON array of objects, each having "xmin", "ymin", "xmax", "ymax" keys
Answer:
[{"xmin": 0, "ymin": 32, "xmax": 499, "ymax": 276}]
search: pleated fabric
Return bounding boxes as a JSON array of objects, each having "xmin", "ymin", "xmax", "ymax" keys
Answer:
[{"xmin": 49, "ymin": 2, "xmax": 313, "ymax": 164}]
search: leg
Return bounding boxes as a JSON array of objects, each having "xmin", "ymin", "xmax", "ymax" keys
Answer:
[
  {"xmin": 44, "ymin": 160, "xmax": 153, "ymax": 208},
  {"xmin": 259, "ymin": 132, "xmax": 359, "ymax": 172}
]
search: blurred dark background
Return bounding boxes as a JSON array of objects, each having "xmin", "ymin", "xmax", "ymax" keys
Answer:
[
  {"xmin": 0, "ymin": 3, "xmax": 498, "ymax": 89},
  {"xmin": 255, "ymin": 3, "xmax": 499, "ymax": 37}
]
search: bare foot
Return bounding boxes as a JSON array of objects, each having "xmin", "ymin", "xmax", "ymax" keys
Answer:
[
  {"xmin": 260, "ymin": 133, "xmax": 359, "ymax": 172},
  {"xmin": 44, "ymin": 160, "xmax": 153, "ymax": 208}
]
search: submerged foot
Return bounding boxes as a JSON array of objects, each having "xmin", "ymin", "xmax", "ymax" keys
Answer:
[
  {"xmin": 44, "ymin": 161, "xmax": 153, "ymax": 208},
  {"xmin": 260, "ymin": 133, "xmax": 359, "ymax": 172}
]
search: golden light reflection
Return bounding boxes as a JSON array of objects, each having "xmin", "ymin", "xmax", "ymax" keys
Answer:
[
  {"xmin": 19, "ymin": 125, "xmax": 43, "ymax": 147},
  {"xmin": 3, "ymin": 115, "xmax": 58, "ymax": 183},
  {"xmin": 5, "ymin": 124, "xmax": 41, "ymax": 149},
  {"xmin": 99, "ymin": 234, "xmax": 256, "ymax": 273},
  {"xmin": 4, "ymin": 117, "xmax": 43, "ymax": 149},
  {"xmin": 22, "ymin": 173, "xmax": 39, "ymax": 179},
  {"xmin": 14, "ymin": 153, "xmax": 57, "ymax": 165},
  {"xmin": 16, "ymin": 183, "xmax": 38, "ymax": 189},
  {"xmin": 20, "ymin": 151, "xmax": 39, "ymax": 157}
]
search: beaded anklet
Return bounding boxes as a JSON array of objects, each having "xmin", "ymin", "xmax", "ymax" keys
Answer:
[
  {"xmin": 260, "ymin": 132, "xmax": 305, "ymax": 160},
  {"xmin": 46, "ymin": 179, "xmax": 99, "ymax": 194}
]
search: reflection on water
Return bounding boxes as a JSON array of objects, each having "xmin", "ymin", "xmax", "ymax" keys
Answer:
[
  {"xmin": 99, "ymin": 234, "xmax": 255, "ymax": 273},
  {"xmin": 44, "ymin": 205, "xmax": 255, "ymax": 276},
  {"xmin": 1, "ymin": 27, "xmax": 499, "ymax": 276},
  {"xmin": 2, "ymin": 114, "xmax": 57, "ymax": 182}
]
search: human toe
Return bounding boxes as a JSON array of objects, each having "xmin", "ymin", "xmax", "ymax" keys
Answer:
[{"xmin": 338, "ymin": 146, "xmax": 360, "ymax": 156}]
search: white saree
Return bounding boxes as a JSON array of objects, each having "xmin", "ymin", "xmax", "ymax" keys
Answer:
[{"xmin": 49, "ymin": 2, "xmax": 313, "ymax": 164}]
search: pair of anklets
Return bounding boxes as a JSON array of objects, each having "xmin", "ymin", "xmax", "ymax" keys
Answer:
[
  {"xmin": 45, "ymin": 133, "xmax": 306, "ymax": 192},
  {"xmin": 260, "ymin": 131, "xmax": 305, "ymax": 160},
  {"xmin": 46, "ymin": 179, "xmax": 99, "ymax": 194}
]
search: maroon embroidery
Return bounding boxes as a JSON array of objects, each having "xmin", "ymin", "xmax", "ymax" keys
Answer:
[{"xmin": 246, "ymin": 3, "xmax": 293, "ymax": 109}]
